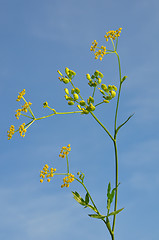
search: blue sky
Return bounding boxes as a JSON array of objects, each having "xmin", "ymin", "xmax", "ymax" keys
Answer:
[{"xmin": 1, "ymin": 0, "xmax": 159, "ymax": 239}]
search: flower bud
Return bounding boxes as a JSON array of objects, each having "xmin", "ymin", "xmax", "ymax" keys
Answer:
[
  {"xmin": 75, "ymin": 88, "xmax": 80, "ymax": 94},
  {"xmin": 64, "ymin": 88, "xmax": 69, "ymax": 95},
  {"xmin": 68, "ymin": 101, "xmax": 74, "ymax": 105},
  {"xmin": 86, "ymin": 74, "xmax": 91, "ymax": 80},
  {"xmin": 108, "ymin": 85, "xmax": 113, "ymax": 91},
  {"xmin": 89, "ymin": 103, "xmax": 95, "ymax": 111},
  {"xmin": 79, "ymin": 100, "xmax": 86, "ymax": 106},
  {"xmin": 73, "ymin": 93, "xmax": 79, "ymax": 100},
  {"xmin": 100, "ymin": 90, "xmax": 105, "ymax": 95}
]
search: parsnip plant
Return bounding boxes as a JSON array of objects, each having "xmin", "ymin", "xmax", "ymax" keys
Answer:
[{"xmin": 8, "ymin": 28, "xmax": 133, "ymax": 240}]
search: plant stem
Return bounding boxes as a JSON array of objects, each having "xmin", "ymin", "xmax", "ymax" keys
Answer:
[{"xmin": 90, "ymin": 112, "xmax": 114, "ymax": 142}]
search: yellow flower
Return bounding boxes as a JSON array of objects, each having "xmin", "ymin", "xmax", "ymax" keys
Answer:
[
  {"xmin": 61, "ymin": 173, "xmax": 75, "ymax": 188},
  {"xmin": 104, "ymin": 28, "xmax": 122, "ymax": 41},
  {"xmin": 59, "ymin": 144, "xmax": 71, "ymax": 158},
  {"xmin": 19, "ymin": 123, "xmax": 26, "ymax": 137},
  {"xmin": 16, "ymin": 89, "xmax": 26, "ymax": 101},
  {"xmin": 7, "ymin": 125, "xmax": 15, "ymax": 140}
]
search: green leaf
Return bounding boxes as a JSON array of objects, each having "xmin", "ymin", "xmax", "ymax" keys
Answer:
[
  {"xmin": 116, "ymin": 113, "xmax": 135, "ymax": 134},
  {"xmin": 89, "ymin": 214, "xmax": 106, "ymax": 220},
  {"xmin": 72, "ymin": 191, "xmax": 85, "ymax": 206},
  {"xmin": 107, "ymin": 182, "xmax": 111, "ymax": 197},
  {"xmin": 85, "ymin": 193, "xmax": 89, "ymax": 205},
  {"xmin": 108, "ymin": 208, "xmax": 124, "ymax": 217},
  {"xmin": 87, "ymin": 204, "xmax": 98, "ymax": 213}
]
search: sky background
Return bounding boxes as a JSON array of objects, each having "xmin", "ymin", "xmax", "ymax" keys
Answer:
[{"xmin": 1, "ymin": 0, "xmax": 159, "ymax": 240}]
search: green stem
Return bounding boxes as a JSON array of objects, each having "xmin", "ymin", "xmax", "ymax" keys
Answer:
[
  {"xmin": 90, "ymin": 112, "xmax": 114, "ymax": 142},
  {"xmin": 112, "ymin": 139, "xmax": 118, "ymax": 232},
  {"xmin": 35, "ymin": 111, "xmax": 82, "ymax": 121}
]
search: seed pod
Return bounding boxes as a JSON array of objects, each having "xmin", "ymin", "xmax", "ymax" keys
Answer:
[
  {"xmin": 77, "ymin": 105, "xmax": 82, "ymax": 110},
  {"xmin": 82, "ymin": 108, "xmax": 89, "ymax": 114},
  {"xmin": 98, "ymin": 72, "xmax": 104, "ymax": 78},
  {"xmin": 71, "ymin": 89, "xmax": 75, "ymax": 94},
  {"xmin": 57, "ymin": 70, "xmax": 63, "ymax": 76},
  {"xmin": 75, "ymin": 88, "xmax": 80, "ymax": 94},
  {"xmin": 65, "ymin": 95, "xmax": 69, "ymax": 100},
  {"xmin": 97, "ymin": 78, "xmax": 102, "ymax": 84},
  {"xmin": 43, "ymin": 102, "xmax": 48, "ymax": 108},
  {"xmin": 65, "ymin": 67, "xmax": 70, "ymax": 76},
  {"xmin": 89, "ymin": 96, "xmax": 94, "ymax": 103},
  {"xmin": 68, "ymin": 101, "xmax": 74, "ymax": 105},
  {"xmin": 101, "ymin": 84, "xmax": 107, "ymax": 91},
  {"xmin": 86, "ymin": 74, "xmax": 91, "ymax": 80},
  {"xmin": 73, "ymin": 93, "xmax": 79, "ymax": 100},
  {"xmin": 80, "ymin": 100, "xmax": 86, "ymax": 106},
  {"xmin": 108, "ymin": 85, "xmax": 113, "ymax": 91},
  {"xmin": 94, "ymin": 70, "xmax": 99, "ymax": 77},
  {"xmin": 64, "ymin": 88, "xmax": 69, "ymax": 95},
  {"xmin": 103, "ymin": 100, "xmax": 109, "ymax": 103},
  {"xmin": 111, "ymin": 91, "xmax": 116, "ymax": 98},
  {"xmin": 63, "ymin": 78, "xmax": 69, "ymax": 84},
  {"xmin": 70, "ymin": 70, "xmax": 76, "ymax": 76},
  {"xmin": 112, "ymin": 85, "xmax": 117, "ymax": 91}
]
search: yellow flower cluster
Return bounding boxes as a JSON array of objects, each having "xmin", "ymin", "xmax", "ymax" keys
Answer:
[
  {"xmin": 15, "ymin": 102, "xmax": 32, "ymax": 119},
  {"xmin": 40, "ymin": 164, "xmax": 57, "ymax": 183},
  {"xmin": 59, "ymin": 144, "xmax": 71, "ymax": 158},
  {"xmin": 90, "ymin": 40, "xmax": 106, "ymax": 61},
  {"xmin": 104, "ymin": 28, "xmax": 122, "ymax": 41},
  {"xmin": 19, "ymin": 123, "xmax": 26, "ymax": 137},
  {"xmin": 61, "ymin": 173, "xmax": 75, "ymax": 188},
  {"xmin": 94, "ymin": 46, "xmax": 106, "ymax": 61},
  {"xmin": 16, "ymin": 89, "xmax": 26, "ymax": 101},
  {"xmin": 90, "ymin": 40, "xmax": 98, "ymax": 51},
  {"xmin": 7, "ymin": 125, "xmax": 15, "ymax": 140}
]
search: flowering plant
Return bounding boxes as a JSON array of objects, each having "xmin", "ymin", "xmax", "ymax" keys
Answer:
[{"xmin": 8, "ymin": 28, "xmax": 133, "ymax": 240}]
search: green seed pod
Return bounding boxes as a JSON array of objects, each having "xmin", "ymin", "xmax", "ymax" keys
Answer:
[
  {"xmin": 101, "ymin": 84, "xmax": 107, "ymax": 91},
  {"xmin": 65, "ymin": 67, "xmax": 70, "ymax": 76},
  {"xmin": 73, "ymin": 93, "xmax": 79, "ymax": 100},
  {"xmin": 82, "ymin": 108, "xmax": 89, "ymax": 114},
  {"xmin": 98, "ymin": 72, "xmax": 104, "ymax": 78},
  {"xmin": 86, "ymin": 74, "xmax": 91, "ymax": 80},
  {"xmin": 64, "ymin": 88, "xmax": 69, "ymax": 95},
  {"xmin": 70, "ymin": 70, "xmax": 76, "ymax": 76},
  {"xmin": 121, "ymin": 76, "xmax": 127, "ymax": 83},
  {"xmin": 111, "ymin": 91, "xmax": 116, "ymax": 98},
  {"xmin": 65, "ymin": 95, "xmax": 69, "ymax": 100},
  {"xmin": 94, "ymin": 70, "xmax": 99, "ymax": 77},
  {"xmin": 77, "ymin": 105, "xmax": 82, "ymax": 110},
  {"xmin": 89, "ymin": 103, "xmax": 95, "ymax": 111},
  {"xmin": 71, "ymin": 88, "xmax": 75, "ymax": 94},
  {"xmin": 68, "ymin": 101, "xmax": 74, "ymax": 105},
  {"xmin": 57, "ymin": 70, "xmax": 63, "ymax": 76},
  {"xmin": 89, "ymin": 96, "xmax": 94, "ymax": 103},
  {"xmin": 105, "ymin": 95, "xmax": 112, "ymax": 100},
  {"xmin": 100, "ymin": 90, "xmax": 105, "ymax": 95},
  {"xmin": 103, "ymin": 100, "xmax": 109, "ymax": 103},
  {"xmin": 63, "ymin": 78, "xmax": 69, "ymax": 84},
  {"xmin": 80, "ymin": 100, "xmax": 86, "ymax": 106},
  {"xmin": 75, "ymin": 88, "xmax": 80, "ymax": 94},
  {"xmin": 112, "ymin": 85, "xmax": 117, "ymax": 91},
  {"xmin": 108, "ymin": 85, "xmax": 113, "ymax": 91},
  {"xmin": 97, "ymin": 78, "xmax": 102, "ymax": 84}
]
